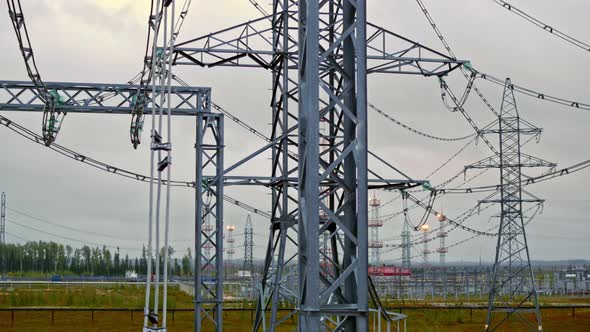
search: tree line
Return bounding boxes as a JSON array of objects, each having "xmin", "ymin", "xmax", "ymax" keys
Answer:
[{"xmin": 0, "ymin": 241, "xmax": 193, "ymax": 277}]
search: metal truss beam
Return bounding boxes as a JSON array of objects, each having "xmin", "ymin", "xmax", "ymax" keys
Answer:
[
  {"xmin": 0, "ymin": 80, "xmax": 211, "ymax": 115},
  {"xmin": 173, "ymin": 16, "xmax": 465, "ymax": 76}
]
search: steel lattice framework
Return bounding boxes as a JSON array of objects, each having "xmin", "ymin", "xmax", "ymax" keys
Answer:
[
  {"xmin": 0, "ymin": 192, "xmax": 4, "ymax": 277},
  {"xmin": 465, "ymin": 79, "xmax": 555, "ymax": 332},
  {"xmin": 401, "ymin": 213, "xmax": 412, "ymax": 270},
  {"xmin": 2, "ymin": 1, "xmax": 466, "ymax": 331},
  {"xmin": 0, "ymin": 192, "xmax": 5, "ymax": 247},
  {"xmin": 194, "ymin": 112, "xmax": 225, "ymax": 331},
  {"xmin": 0, "ymin": 81, "xmax": 210, "ymax": 116},
  {"xmin": 172, "ymin": 1, "xmax": 464, "ymax": 330},
  {"xmin": 244, "ymin": 215, "xmax": 254, "ymax": 272}
]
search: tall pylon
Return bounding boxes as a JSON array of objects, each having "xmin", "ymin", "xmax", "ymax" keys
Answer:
[
  {"xmin": 243, "ymin": 215, "xmax": 253, "ymax": 272},
  {"xmin": 226, "ymin": 224, "xmax": 236, "ymax": 263},
  {"xmin": 0, "ymin": 192, "xmax": 5, "ymax": 246},
  {"xmin": 465, "ymin": 78, "xmax": 555, "ymax": 331},
  {"xmin": 436, "ymin": 211, "xmax": 448, "ymax": 299},
  {"xmin": 369, "ymin": 194, "xmax": 383, "ymax": 265},
  {"xmin": 401, "ymin": 195, "xmax": 412, "ymax": 269},
  {"xmin": 1, "ymin": 192, "xmax": 5, "ymax": 277},
  {"xmin": 436, "ymin": 211, "xmax": 448, "ymax": 266}
]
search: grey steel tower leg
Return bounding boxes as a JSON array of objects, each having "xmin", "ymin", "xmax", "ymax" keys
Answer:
[{"xmin": 195, "ymin": 112, "xmax": 224, "ymax": 332}]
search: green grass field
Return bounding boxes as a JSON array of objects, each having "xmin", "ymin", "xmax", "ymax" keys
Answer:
[{"xmin": 1, "ymin": 284, "xmax": 589, "ymax": 331}]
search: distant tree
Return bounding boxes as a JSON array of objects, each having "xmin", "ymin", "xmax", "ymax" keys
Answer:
[{"xmin": 113, "ymin": 247, "xmax": 120, "ymax": 274}]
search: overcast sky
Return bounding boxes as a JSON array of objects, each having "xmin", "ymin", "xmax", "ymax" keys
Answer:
[{"xmin": 0, "ymin": 0, "xmax": 588, "ymax": 265}]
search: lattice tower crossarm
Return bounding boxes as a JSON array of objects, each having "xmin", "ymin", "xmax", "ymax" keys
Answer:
[
  {"xmin": 464, "ymin": 79, "xmax": 556, "ymax": 332},
  {"xmin": 0, "ymin": 81, "xmax": 211, "ymax": 115}
]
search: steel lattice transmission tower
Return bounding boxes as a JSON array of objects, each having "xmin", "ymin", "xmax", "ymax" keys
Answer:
[
  {"xmin": 243, "ymin": 215, "xmax": 254, "ymax": 272},
  {"xmin": 0, "ymin": 192, "xmax": 5, "ymax": 277},
  {"xmin": 0, "ymin": 192, "xmax": 5, "ymax": 247},
  {"xmin": 171, "ymin": 1, "xmax": 464, "ymax": 328},
  {"xmin": 436, "ymin": 212, "xmax": 448, "ymax": 266},
  {"xmin": 226, "ymin": 224, "xmax": 236, "ymax": 263},
  {"xmin": 466, "ymin": 79, "xmax": 555, "ymax": 332},
  {"xmin": 420, "ymin": 224, "xmax": 430, "ymax": 265},
  {"xmin": 401, "ymin": 210, "xmax": 412, "ymax": 269},
  {"xmin": 369, "ymin": 195, "xmax": 383, "ymax": 266}
]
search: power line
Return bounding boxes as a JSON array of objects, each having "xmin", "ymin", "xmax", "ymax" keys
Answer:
[
  {"xmin": 470, "ymin": 68, "xmax": 590, "ymax": 111},
  {"xmin": 5, "ymin": 218, "xmax": 140, "ymax": 252},
  {"xmin": 7, "ymin": 0, "xmax": 64, "ymax": 145},
  {"xmin": 0, "ymin": 114, "xmax": 272, "ymax": 220},
  {"xmin": 424, "ymin": 138, "xmax": 476, "ymax": 178},
  {"xmin": 6, "ymin": 206, "xmax": 139, "ymax": 242},
  {"xmin": 414, "ymin": 0, "xmax": 499, "ymax": 116},
  {"xmin": 5, "ymin": 230, "xmax": 29, "ymax": 243},
  {"xmin": 248, "ymin": 0, "xmax": 269, "ymax": 16},
  {"xmin": 368, "ymin": 103, "xmax": 476, "ymax": 142},
  {"xmin": 489, "ymin": 0, "xmax": 590, "ymax": 53}
]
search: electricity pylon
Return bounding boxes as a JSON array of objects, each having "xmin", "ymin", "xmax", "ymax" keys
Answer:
[
  {"xmin": 244, "ymin": 215, "xmax": 254, "ymax": 272},
  {"xmin": 465, "ymin": 78, "xmax": 555, "ymax": 331},
  {"xmin": 401, "ymin": 212, "xmax": 412, "ymax": 269},
  {"xmin": 0, "ymin": 192, "xmax": 5, "ymax": 247},
  {"xmin": 1, "ymin": 192, "xmax": 5, "ymax": 277}
]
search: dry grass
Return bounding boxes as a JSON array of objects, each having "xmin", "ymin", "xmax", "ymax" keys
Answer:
[{"xmin": 1, "ymin": 285, "xmax": 589, "ymax": 331}]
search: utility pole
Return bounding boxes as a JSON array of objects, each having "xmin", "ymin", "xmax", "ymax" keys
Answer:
[{"xmin": 466, "ymin": 78, "xmax": 555, "ymax": 332}]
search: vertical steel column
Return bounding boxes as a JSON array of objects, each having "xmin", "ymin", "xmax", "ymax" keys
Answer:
[
  {"xmin": 298, "ymin": 0, "xmax": 369, "ymax": 330},
  {"xmin": 194, "ymin": 110, "xmax": 224, "ymax": 332},
  {"xmin": 298, "ymin": 0, "xmax": 320, "ymax": 329},
  {"xmin": 254, "ymin": 1, "xmax": 299, "ymax": 330}
]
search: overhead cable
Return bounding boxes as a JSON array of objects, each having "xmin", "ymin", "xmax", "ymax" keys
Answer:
[
  {"xmin": 489, "ymin": 0, "xmax": 590, "ymax": 53},
  {"xmin": 368, "ymin": 102, "xmax": 476, "ymax": 142},
  {"xmin": 6, "ymin": 0, "xmax": 64, "ymax": 145},
  {"xmin": 6, "ymin": 218, "xmax": 140, "ymax": 252},
  {"xmin": 0, "ymin": 114, "xmax": 272, "ymax": 220},
  {"xmin": 470, "ymin": 68, "xmax": 590, "ymax": 111},
  {"xmin": 414, "ymin": 0, "xmax": 499, "ymax": 115}
]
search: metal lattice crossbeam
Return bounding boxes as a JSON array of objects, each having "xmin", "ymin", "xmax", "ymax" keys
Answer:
[
  {"xmin": 0, "ymin": 81, "xmax": 211, "ymax": 115},
  {"xmin": 173, "ymin": 16, "xmax": 465, "ymax": 77}
]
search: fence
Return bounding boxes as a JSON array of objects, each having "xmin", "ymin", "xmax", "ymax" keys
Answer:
[{"xmin": 1, "ymin": 305, "xmax": 588, "ymax": 324}]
